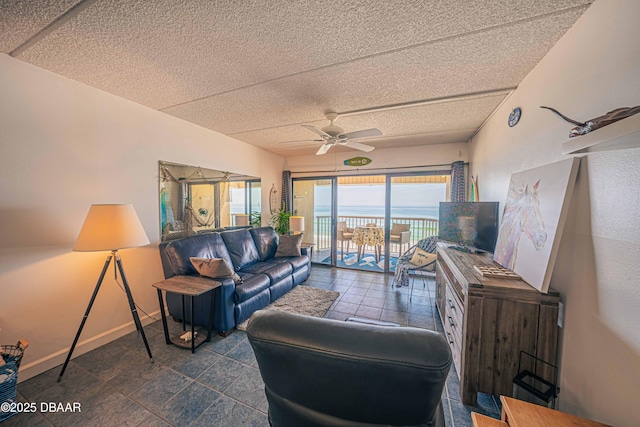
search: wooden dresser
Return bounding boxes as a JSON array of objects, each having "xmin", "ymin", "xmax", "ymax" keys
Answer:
[{"xmin": 435, "ymin": 243, "xmax": 560, "ymax": 406}]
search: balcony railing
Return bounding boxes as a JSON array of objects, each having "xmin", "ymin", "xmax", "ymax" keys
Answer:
[{"xmin": 314, "ymin": 215, "xmax": 439, "ymax": 251}]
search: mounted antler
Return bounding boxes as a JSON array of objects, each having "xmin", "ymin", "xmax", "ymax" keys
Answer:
[{"xmin": 540, "ymin": 105, "xmax": 640, "ymax": 137}]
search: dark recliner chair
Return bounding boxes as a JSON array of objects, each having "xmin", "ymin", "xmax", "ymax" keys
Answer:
[{"xmin": 247, "ymin": 310, "xmax": 452, "ymax": 427}]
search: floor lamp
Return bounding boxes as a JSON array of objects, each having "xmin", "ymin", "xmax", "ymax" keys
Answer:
[{"xmin": 58, "ymin": 204, "xmax": 154, "ymax": 382}]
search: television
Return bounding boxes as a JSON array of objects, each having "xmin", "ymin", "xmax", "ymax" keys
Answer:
[{"xmin": 438, "ymin": 202, "xmax": 500, "ymax": 253}]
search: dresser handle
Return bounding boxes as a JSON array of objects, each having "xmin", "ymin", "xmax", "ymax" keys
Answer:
[
  {"xmin": 448, "ymin": 316, "xmax": 455, "ymax": 328},
  {"xmin": 446, "ymin": 332, "xmax": 454, "ymax": 344},
  {"xmin": 448, "ymin": 299, "xmax": 455, "ymax": 311}
]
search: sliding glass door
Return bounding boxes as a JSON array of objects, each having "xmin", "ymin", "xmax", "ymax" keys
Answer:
[
  {"xmin": 388, "ymin": 175, "xmax": 448, "ymax": 271},
  {"xmin": 336, "ymin": 175, "xmax": 386, "ymax": 271},
  {"xmin": 292, "ymin": 172, "xmax": 449, "ymax": 272},
  {"xmin": 292, "ymin": 178, "xmax": 335, "ymax": 265}
]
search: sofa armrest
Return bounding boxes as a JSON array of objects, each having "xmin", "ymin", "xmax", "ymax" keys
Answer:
[{"xmin": 216, "ymin": 280, "xmax": 237, "ymax": 333}]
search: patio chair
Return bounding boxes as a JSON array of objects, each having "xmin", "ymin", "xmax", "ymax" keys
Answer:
[
  {"xmin": 337, "ymin": 221, "xmax": 354, "ymax": 260},
  {"xmin": 393, "ymin": 236, "xmax": 439, "ymax": 301},
  {"xmin": 389, "ymin": 223, "xmax": 411, "ymax": 256}
]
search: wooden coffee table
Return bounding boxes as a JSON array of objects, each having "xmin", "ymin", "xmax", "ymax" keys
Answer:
[{"xmin": 153, "ymin": 275, "xmax": 221, "ymax": 353}]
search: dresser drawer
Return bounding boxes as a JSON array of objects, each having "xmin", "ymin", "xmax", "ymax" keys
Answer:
[
  {"xmin": 444, "ymin": 318, "xmax": 463, "ymax": 374},
  {"xmin": 438, "ymin": 252, "xmax": 465, "ymax": 302},
  {"xmin": 444, "ymin": 280, "xmax": 464, "ymax": 375},
  {"xmin": 445, "ymin": 283, "xmax": 464, "ymax": 342}
]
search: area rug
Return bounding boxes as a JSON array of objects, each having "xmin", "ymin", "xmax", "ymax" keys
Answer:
[
  {"xmin": 236, "ymin": 285, "xmax": 340, "ymax": 331},
  {"xmin": 322, "ymin": 253, "xmax": 398, "ymax": 272}
]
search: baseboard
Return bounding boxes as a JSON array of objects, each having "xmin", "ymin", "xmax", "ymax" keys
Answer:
[{"xmin": 17, "ymin": 310, "xmax": 161, "ymax": 383}]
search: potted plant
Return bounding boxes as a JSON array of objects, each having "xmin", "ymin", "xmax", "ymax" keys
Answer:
[
  {"xmin": 250, "ymin": 211, "xmax": 262, "ymax": 228},
  {"xmin": 270, "ymin": 205, "xmax": 295, "ymax": 235}
]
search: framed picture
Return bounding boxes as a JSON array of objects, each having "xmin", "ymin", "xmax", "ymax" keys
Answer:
[{"xmin": 493, "ymin": 158, "xmax": 580, "ymax": 293}]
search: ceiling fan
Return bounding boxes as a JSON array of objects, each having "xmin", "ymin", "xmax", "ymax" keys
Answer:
[{"xmin": 289, "ymin": 112, "xmax": 382, "ymax": 155}]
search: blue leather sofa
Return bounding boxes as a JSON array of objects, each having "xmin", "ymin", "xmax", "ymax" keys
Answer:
[{"xmin": 159, "ymin": 226, "xmax": 311, "ymax": 334}]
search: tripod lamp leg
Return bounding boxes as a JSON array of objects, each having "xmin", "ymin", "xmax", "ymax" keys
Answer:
[
  {"xmin": 58, "ymin": 255, "xmax": 112, "ymax": 382},
  {"xmin": 115, "ymin": 252, "xmax": 154, "ymax": 362}
]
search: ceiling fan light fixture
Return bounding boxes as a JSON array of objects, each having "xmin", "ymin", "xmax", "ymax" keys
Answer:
[{"xmin": 321, "ymin": 123, "xmax": 344, "ymax": 136}]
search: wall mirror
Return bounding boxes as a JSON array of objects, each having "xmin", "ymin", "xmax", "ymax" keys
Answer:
[{"xmin": 159, "ymin": 161, "xmax": 261, "ymax": 241}]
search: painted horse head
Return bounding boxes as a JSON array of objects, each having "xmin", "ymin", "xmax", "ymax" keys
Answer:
[
  {"xmin": 495, "ymin": 179, "xmax": 548, "ymax": 269},
  {"xmin": 520, "ymin": 180, "xmax": 547, "ymax": 250}
]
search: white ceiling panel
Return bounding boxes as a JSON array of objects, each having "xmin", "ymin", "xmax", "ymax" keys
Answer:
[
  {"xmin": 232, "ymin": 94, "xmax": 506, "ymax": 156},
  {"xmin": 163, "ymin": 9, "xmax": 584, "ymax": 136},
  {"xmin": 0, "ymin": 0, "xmax": 82, "ymax": 52},
  {"xmin": 3, "ymin": 0, "xmax": 592, "ymax": 157}
]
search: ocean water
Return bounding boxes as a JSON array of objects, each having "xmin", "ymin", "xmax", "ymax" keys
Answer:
[{"xmin": 313, "ymin": 205, "xmax": 439, "ymax": 220}]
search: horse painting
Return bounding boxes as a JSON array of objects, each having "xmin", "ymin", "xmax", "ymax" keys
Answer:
[{"xmin": 494, "ymin": 179, "xmax": 547, "ymax": 269}]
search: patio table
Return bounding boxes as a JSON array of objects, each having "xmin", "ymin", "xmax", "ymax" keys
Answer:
[{"xmin": 352, "ymin": 226, "xmax": 385, "ymax": 263}]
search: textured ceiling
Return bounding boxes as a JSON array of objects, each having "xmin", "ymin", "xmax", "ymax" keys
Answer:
[{"xmin": 2, "ymin": 0, "xmax": 592, "ymax": 157}]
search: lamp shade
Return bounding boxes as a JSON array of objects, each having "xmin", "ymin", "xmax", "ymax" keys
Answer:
[
  {"xmin": 74, "ymin": 204, "xmax": 150, "ymax": 252},
  {"xmin": 289, "ymin": 216, "xmax": 305, "ymax": 234}
]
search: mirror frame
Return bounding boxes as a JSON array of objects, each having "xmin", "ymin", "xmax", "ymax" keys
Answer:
[{"xmin": 159, "ymin": 161, "xmax": 261, "ymax": 241}]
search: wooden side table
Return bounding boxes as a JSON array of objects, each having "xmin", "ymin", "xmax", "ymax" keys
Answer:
[
  {"xmin": 153, "ymin": 275, "xmax": 221, "ymax": 353},
  {"xmin": 471, "ymin": 396, "xmax": 612, "ymax": 427},
  {"xmin": 301, "ymin": 242, "xmax": 315, "ymax": 260}
]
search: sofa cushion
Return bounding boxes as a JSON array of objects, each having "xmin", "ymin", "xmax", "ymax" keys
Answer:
[
  {"xmin": 249, "ymin": 227, "xmax": 278, "ymax": 261},
  {"xmin": 163, "ymin": 233, "xmax": 234, "ymax": 276},
  {"xmin": 241, "ymin": 261, "xmax": 293, "ymax": 284},
  {"xmin": 190, "ymin": 257, "xmax": 243, "ymax": 284},
  {"xmin": 269, "ymin": 276, "xmax": 294, "ymax": 302},
  {"xmin": 292, "ymin": 265, "xmax": 310, "ymax": 286},
  {"xmin": 235, "ymin": 273, "xmax": 270, "ymax": 303},
  {"xmin": 221, "ymin": 229, "xmax": 261, "ymax": 271},
  {"xmin": 276, "ymin": 255, "xmax": 309, "ymax": 271},
  {"xmin": 275, "ymin": 234, "xmax": 303, "ymax": 257}
]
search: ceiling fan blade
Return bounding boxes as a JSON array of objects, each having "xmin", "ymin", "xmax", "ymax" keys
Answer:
[
  {"xmin": 339, "ymin": 128, "xmax": 382, "ymax": 140},
  {"xmin": 343, "ymin": 140, "xmax": 375, "ymax": 152},
  {"xmin": 316, "ymin": 143, "xmax": 332, "ymax": 155},
  {"xmin": 279, "ymin": 138, "xmax": 324, "ymax": 144},
  {"xmin": 302, "ymin": 124, "xmax": 331, "ymax": 139}
]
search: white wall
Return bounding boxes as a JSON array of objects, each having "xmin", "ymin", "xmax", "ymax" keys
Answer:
[
  {"xmin": 469, "ymin": 1, "xmax": 639, "ymax": 425},
  {"xmin": 285, "ymin": 142, "xmax": 468, "ymax": 175},
  {"xmin": 0, "ymin": 53, "xmax": 284, "ymax": 380}
]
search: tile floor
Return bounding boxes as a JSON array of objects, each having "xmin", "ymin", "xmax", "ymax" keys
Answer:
[{"xmin": 4, "ymin": 265, "xmax": 502, "ymax": 426}]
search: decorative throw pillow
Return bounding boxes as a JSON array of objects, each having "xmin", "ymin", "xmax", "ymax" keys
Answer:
[
  {"xmin": 275, "ymin": 233, "xmax": 303, "ymax": 257},
  {"xmin": 409, "ymin": 248, "xmax": 437, "ymax": 270},
  {"xmin": 190, "ymin": 257, "xmax": 243, "ymax": 284}
]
